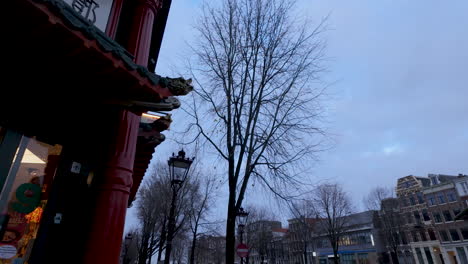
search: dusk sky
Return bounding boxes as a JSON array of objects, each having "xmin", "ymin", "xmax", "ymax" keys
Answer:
[{"xmin": 125, "ymin": 0, "xmax": 468, "ymax": 231}]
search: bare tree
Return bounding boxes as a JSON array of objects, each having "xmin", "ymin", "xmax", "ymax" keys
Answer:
[
  {"xmin": 186, "ymin": 0, "xmax": 328, "ymax": 262},
  {"xmin": 135, "ymin": 162, "xmax": 194, "ymax": 264},
  {"xmin": 121, "ymin": 229, "xmax": 140, "ymax": 264},
  {"xmin": 289, "ymin": 200, "xmax": 319, "ymax": 264},
  {"xmin": 243, "ymin": 206, "xmax": 278, "ymax": 264},
  {"xmin": 365, "ymin": 187, "xmax": 404, "ymax": 264},
  {"xmin": 311, "ymin": 183, "xmax": 352, "ymax": 264},
  {"xmin": 188, "ymin": 174, "xmax": 220, "ymax": 264},
  {"xmin": 363, "ymin": 186, "xmax": 393, "ymax": 211}
]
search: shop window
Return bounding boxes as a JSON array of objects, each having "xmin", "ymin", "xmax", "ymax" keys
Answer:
[
  {"xmin": 341, "ymin": 253, "xmax": 356, "ymax": 264},
  {"xmin": 424, "ymin": 247, "xmax": 434, "ymax": 264},
  {"xmin": 433, "ymin": 212, "xmax": 442, "ymax": 223},
  {"xmin": 443, "ymin": 210, "xmax": 453, "ymax": 222},
  {"xmin": 461, "ymin": 227, "xmax": 468, "ymax": 240},
  {"xmin": 357, "ymin": 253, "xmax": 368, "ymax": 264},
  {"xmin": 0, "ymin": 137, "xmax": 62, "ymax": 263},
  {"xmin": 449, "ymin": 229, "xmax": 460, "ymax": 241},
  {"xmin": 439, "ymin": 230, "xmax": 450, "ymax": 242}
]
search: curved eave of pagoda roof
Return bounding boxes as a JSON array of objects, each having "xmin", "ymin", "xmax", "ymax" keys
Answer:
[{"xmin": 18, "ymin": 0, "xmax": 193, "ymax": 99}]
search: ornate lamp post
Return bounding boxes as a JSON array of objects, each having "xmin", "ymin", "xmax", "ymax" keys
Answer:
[
  {"xmin": 164, "ymin": 149, "xmax": 194, "ymax": 264},
  {"xmin": 237, "ymin": 207, "xmax": 249, "ymax": 264}
]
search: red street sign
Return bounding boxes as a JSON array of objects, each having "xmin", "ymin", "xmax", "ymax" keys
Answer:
[{"xmin": 236, "ymin": 243, "xmax": 249, "ymax": 258}]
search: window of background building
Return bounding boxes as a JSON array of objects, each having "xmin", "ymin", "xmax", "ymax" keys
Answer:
[
  {"xmin": 460, "ymin": 182, "xmax": 468, "ymax": 195},
  {"xmin": 439, "ymin": 230, "xmax": 450, "ymax": 242},
  {"xmin": 406, "ymin": 212, "xmax": 413, "ymax": 224},
  {"xmin": 414, "ymin": 211, "xmax": 421, "ymax": 222},
  {"xmin": 420, "ymin": 230, "xmax": 427, "ymax": 241},
  {"xmin": 433, "ymin": 212, "xmax": 442, "ymax": 223},
  {"xmin": 415, "ymin": 248, "xmax": 425, "ymax": 264},
  {"xmin": 437, "ymin": 193, "xmax": 446, "ymax": 204},
  {"xmin": 443, "ymin": 210, "xmax": 453, "ymax": 222},
  {"xmin": 446, "ymin": 191, "xmax": 457, "ymax": 202},
  {"xmin": 449, "ymin": 229, "xmax": 460, "ymax": 241},
  {"xmin": 409, "ymin": 196, "xmax": 416, "ymax": 206},
  {"xmin": 401, "ymin": 197, "xmax": 409, "ymax": 207},
  {"xmin": 412, "ymin": 231, "xmax": 419, "ymax": 242},
  {"xmin": 456, "ymin": 247, "xmax": 468, "ymax": 264},
  {"xmin": 453, "ymin": 208, "xmax": 461, "ymax": 219},
  {"xmin": 422, "ymin": 209, "xmax": 431, "ymax": 221},
  {"xmin": 417, "ymin": 193, "xmax": 424, "ymax": 204},
  {"xmin": 461, "ymin": 227, "xmax": 468, "ymax": 240},
  {"xmin": 428, "ymin": 229, "xmax": 437, "ymax": 240},
  {"xmin": 424, "ymin": 247, "xmax": 434, "ymax": 264},
  {"xmin": 401, "ymin": 232, "xmax": 408, "ymax": 244},
  {"xmin": 427, "ymin": 195, "xmax": 436, "ymax": 206}
]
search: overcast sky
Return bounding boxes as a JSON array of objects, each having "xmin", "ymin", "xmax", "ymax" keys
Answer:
[{"xmin": 125, "ymin": 0, "xmax": 468, "ymax": 231}]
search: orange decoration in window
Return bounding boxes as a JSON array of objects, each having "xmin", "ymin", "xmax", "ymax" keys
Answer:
[{"xmin": 24, "ymin": 207, "xmax": 43, "ymax": 223}]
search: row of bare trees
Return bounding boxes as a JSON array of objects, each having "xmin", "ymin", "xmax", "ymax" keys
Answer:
[
  {"xmin": 121, "ymin": 162, "xmax": 220, "ymax": 264},
  {"xmin": 243, "ymin": 184, "xmax": 403, "ymax": 264}
]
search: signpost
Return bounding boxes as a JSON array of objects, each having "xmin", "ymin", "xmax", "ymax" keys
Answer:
[{"xmin": 236, "ymin": 243, "xmax": 249, "ymax": 258}]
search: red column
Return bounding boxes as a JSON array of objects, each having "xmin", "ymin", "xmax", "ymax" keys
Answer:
[
  {"xmin": 105, "ymin": 0, "xmax": 125, "ymax": 39},
  {"xmin": 82, "ymin": 109, "xmax": 140, "ymax": 264},
  {"xmin": 126, "ymin": 0, "xmax": 163, "ymax": 66}
]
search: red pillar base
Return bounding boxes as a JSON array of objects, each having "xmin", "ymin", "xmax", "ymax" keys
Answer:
[{"xmin": 82, "ymin": 109, "xmax": 140, "ymax": 264}]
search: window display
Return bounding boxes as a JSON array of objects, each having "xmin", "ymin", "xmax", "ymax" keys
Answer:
[{"xmin": 0, "ymin": 137, "xmax": 61, "ymax": 263}]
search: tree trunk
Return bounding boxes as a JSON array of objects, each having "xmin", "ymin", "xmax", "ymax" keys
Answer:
[
  {"xmin": 138, "ymin": 238, "xmax": 148, "ymax": 264},
  {"xmin": 190, "ymin": 228, "xmax": 198, "ymax": 264},
  {"xmin": 390, "ymin": 251, "xmax": 399, "ymax": 264},
  {"xmin": 333, "ymin": 245, "xmax": 339, "ymax": 264},
  {"xmin": 304, "ymin": 241, "xmax": 308, "ymax": 264},
  {"xmin": 225, "ymin": 190, "xmax": 237, "ymax": 264},
  {"xmin": 158, "ymin": 227, "xmax": 167, "ymax": 261}
]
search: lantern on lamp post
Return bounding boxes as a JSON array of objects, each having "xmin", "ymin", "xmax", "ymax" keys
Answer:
[
  {"xmin": 236, "ymin": 207, "xmax": 249, "ymax": 264},
  {"xmin": 164, "ymin": 149, "xmax": 194, "ymax": 264}
]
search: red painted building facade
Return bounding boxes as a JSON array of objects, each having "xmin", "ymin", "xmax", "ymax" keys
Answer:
[{"xmin": 1, "ymin": 0, "xmax": 191, "ymax": 263}]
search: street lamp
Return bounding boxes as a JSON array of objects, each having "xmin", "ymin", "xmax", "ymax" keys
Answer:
[
  {"xmin": 123, "ymin": 233, "xmax": 133, "ymax": 264},
  {"xmin": 236, "ymin": 207, "xmax": 249, "ymax": 264},
  {"xmin": 164, "ymin": 149, "xmax": 194, "ymax": 264}
]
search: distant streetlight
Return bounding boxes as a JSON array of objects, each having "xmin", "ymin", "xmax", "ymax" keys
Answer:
[
  {"xmin": 236, "ymin": 207, "xmax": 249, "ymax": 264},
  {"xmin": 164, "ymin": 149, "xmax": 194, "ymax": 264},
  {"xmin": 123, "ymin": 233, "xmax": 133, "ymax": 264}
]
